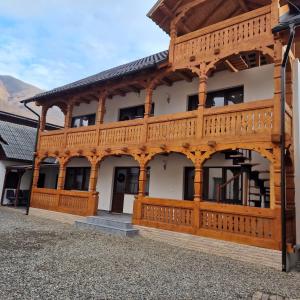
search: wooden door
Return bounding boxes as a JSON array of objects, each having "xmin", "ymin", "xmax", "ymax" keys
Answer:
[{"xmin": 111, "ymin": 168, "xmax": 127, "ymax": 213}]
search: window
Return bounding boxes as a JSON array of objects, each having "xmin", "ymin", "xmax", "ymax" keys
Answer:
[
  {"xmin": 64, "ymin": 167, "xmax": 91, "ymax": 191},
  {"xmin": 119, "ymin": 104, "xmax": 154, "ymax": 121},
  {"xmin": 206, "ymin": 86, "xmax": 244, "ymax": 108},
  {"xmin": 187, "ymin": 95, "xmax": 199, "ymax": 111},
  {"xmin": 187, "ymin": 86, "xmax": 244, "ymax": 111},
  {"xmin": 71, "ymin": 114, "xmax": 96, "ymax": 128},
  {"xmin": 184, "ymin": 167, "xmax": 195, "ymax": 201}
]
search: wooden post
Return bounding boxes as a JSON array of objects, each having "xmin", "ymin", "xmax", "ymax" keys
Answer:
[
  {"xmin": 138, "ymin": 163, "xmax": 147, "ymax": 197},
  {"xmin": 40, "ymin": 106, "xmax": 47, "ymax": 132},
  {"xmin": 64, "ymin": 103, "xmax": 74, "ymax": 129},
  {"xmin": 272, "ymin": 39, "xmax": 283, "ymax": 141},
  {"xmin": 199, "ymin": 74, "xmax": 208, "ymax": 107},
  {"xmin": 197, "ymin": 74, "xmax": 208, "ymax": 140},
  {"xmin": 57, "ymin": 165, "xmax": 66, "ymax": 190},
  {"xmin": 144, "ymin": 87, "xmax": 153, "ymax": 119},
  {"xmin": 32, "ymin": 161, "xmax": 40, "ymax": 189},
  {"xmin": 194, "ymin": 161, "xmax": 202, "ymax": 202},
  {"xmin": 271, "ymin": 0, "xmax": 280, "ymax": 28},
  {"xmin": 193, "ymin": 161, "xmax": 202, "ymax": 232},
  {"xmin": 97, "ymin": 93, "xmax": 107, "ymax": 125},
  {"xmin": 89, "ymin": 163, "xmax": 99, "ymax": 192},
  {"xmin": 169, "ymin": 21, "xmax": 177, "ymax": 64}
]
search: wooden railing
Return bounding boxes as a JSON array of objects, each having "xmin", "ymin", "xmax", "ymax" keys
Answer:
[
  {"xmin": 171, "ymin": 6, "xmax": 274, "ymax": 68},
  {"xmin": 31, "ymin": 188, "xmax": 98, "ymax": 216},
  {"xmin": 203, "ymin": 100, "xmax": 273, "ymax": 141},
  {"xmin": 133, "ymin": 197, "xmax": 281, "ymax": 250},
  {"xmin": 39, "ymin": 100, "xmax": 275, "ymax": 152}
]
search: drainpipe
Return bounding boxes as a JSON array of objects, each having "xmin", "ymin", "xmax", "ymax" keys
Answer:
[
  {"xmin": 280, "ymin": 24, "xmax": 295, "ymax": 272},
  {"xmin": 23, "ymin": 102, "xmax": 40, "ymax": 216}
]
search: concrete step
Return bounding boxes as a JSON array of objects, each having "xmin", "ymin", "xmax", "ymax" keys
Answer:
[
  {"xmin": 86, "ymin": 216, "xmax": 133, "ymax": 229},
  {"xmin": 75, "ymin": 215, "xmax": 138, "ymax": 237}
]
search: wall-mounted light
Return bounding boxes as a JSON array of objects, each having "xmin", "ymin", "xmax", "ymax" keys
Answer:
[
  {"xmin": 162, "ymin": 159, "xmax": 167, "ymax": 171},
  {"xmin": 166, "ymin": 93, "xmax": 171, "ymax": 104}
]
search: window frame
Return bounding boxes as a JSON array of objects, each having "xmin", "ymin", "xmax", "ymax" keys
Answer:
[
  {"xmin": 118, "ymin": 103, "xmax": 155, "ymax": 121},
  {"xmin": 64, "ymin": 167, "xmax": 91, "ymax": 191},
  {"xmin": 71, "ymin": 113, "xmax": 96, "ymax": 128},
  {"xmin": 186, "ymin": 85, "xmax": 244, "ymax": 111}
]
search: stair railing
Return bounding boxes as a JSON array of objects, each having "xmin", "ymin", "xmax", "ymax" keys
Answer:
[{"xmin": 216, "ymin": 172, "xmax": 242, "ymax": 204}]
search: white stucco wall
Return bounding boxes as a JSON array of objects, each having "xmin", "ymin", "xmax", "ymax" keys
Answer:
[
  {"xmin": 147, "ymin": 153, "xmax": 194, "ymax": 200},
  {"xmin": 73, "ymin": 64, "xmax": 274, "ymax": 122},
  {"xmin": 293, "ymin": 59, "xmax": 300, "ymax": 244},
  {"xmin": 97, "ymin": 156, "xmax": 139, "ymax": 211},
  {"xmin": 96, "ymin": 153, "xmax": 193, "ymax": 213}
]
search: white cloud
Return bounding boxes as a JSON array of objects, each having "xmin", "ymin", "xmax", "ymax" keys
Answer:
[{"xmin": 0, "ymin": 0, "xmax": 169, "ymax": 90}]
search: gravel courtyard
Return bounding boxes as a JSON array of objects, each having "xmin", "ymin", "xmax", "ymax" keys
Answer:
[{"xmin": 0, "ymin": 207, "xmax": 299, "ymax": 300}]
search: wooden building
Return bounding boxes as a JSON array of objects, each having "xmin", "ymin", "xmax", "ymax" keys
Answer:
[{"xmin": 22, "ymin": 0, "xmax": 300, "ymax": 251}]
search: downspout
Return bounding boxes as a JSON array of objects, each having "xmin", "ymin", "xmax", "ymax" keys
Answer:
[
  {"xmin": 23, "ymin": 102, "xmax": 40, "ymax": 216},
  {"xmin": 281, "ymin": 24, "xmax": 295, "ymax": 272}
]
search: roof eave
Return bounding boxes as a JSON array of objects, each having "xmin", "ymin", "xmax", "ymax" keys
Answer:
[{"xmin": 21, "ymin": 55, "xmax": 168, "ymax": 104}]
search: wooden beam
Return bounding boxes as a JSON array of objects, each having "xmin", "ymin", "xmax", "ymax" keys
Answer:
[
  {"xmin": 161, "ymin": 78, "xmax": 173, "ymax": 87},
  {"xmin": 224, "ymin": 60, "xmax": 239, "ymax": 72},
  {"xmin": 178, "ymin": 71, "xmax": 193, "ymax": 82}
]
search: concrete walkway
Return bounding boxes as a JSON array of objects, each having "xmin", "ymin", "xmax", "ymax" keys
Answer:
[{"xmin": 136, "ymin": 226, "xmax": 282, "ymax": 270}]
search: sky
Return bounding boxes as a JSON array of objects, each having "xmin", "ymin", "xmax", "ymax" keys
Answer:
[{"xmin": 0, "ymin": 0, "xmax": 169, "ymax": 90}]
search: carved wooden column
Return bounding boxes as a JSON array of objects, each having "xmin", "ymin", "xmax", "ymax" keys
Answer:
[
  {"xmin": 97, "ymin": 92, "xmax": 107, "ymax": 125},
  {"xmin": 272, "ymin": 39, "xmax": 283, "ymax": 141},
  {"xmin": 193, "ymin": 158, "xmax": 202, "ymax": 232},
  {"xmin": 138, "ymin": 162, "xmax": 147, "ymax": 197},
  {"xmin": 197, "ymin": 73, "xmax": 208, "ymax": 140},
  {"xmin": 273, "ymin": 147, "xmax": 281, "ymax": 209},
  {"xmin": 32, "ymin": 160, "xmax": 40, "ymax": 189},
  {"xmin": 169, "ymin": 21, "xmax": 177, "ymax": 64},
  {"xmin": 144, "ymin": 87, "xmax": 153, "ymax": 119},
  {"xmin": 40, "ymin": 106, "xmax": 47, "ymax": 132},
  {"xmin": 194, "ymin": 160, "xmax": 202, "ymax": 202},
  {"xmin": 198, "ymin": 74, "xmax": 208, "ymax": 107},
  {"xmin": 64, "ymin": 103, "xmax": 74, "ymax": 129},
  {"xmin": 57, "ymin": 163, "xmax": 66, "ymax": 190},
  {"xmin": 89, "ymin": 162, "xmax": 99, "ymax": 192}
]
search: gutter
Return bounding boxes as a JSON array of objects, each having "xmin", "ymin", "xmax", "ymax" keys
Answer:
[{"xmin": 23, "ymin": 103, "xmax": 40, "ymax": 216}]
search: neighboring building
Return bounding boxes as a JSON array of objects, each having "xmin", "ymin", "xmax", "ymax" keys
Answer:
[
  {"xmin": 0, "ymin": 111, "xmax": 58, "ymax": 207},
  {"xmin": 22, "ymin": 0, "xmax": 300, "ymax": 255}
]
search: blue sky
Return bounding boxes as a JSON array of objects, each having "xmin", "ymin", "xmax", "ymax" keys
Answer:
[{"xmin": 0, "ymin": 0, "xmax": 169, "ymax": 90}]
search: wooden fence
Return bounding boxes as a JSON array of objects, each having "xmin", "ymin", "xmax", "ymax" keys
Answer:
[
  {"xmin": 31, "ymin": 188, "xmax": 98, "ymax": 216},
  {"xmin": 133, "ymin": 197, "xmax": 282, "ymax": 250}
]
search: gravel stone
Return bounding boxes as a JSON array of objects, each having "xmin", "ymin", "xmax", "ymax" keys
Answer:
[{"xmin": 0, "ymin": 207, "xmax": 299, "ymax": 300}]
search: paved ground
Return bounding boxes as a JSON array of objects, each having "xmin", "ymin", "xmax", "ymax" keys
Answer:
[{"xmin": 0, "ymin": 207, "xmax": 299, "ymax": 300}]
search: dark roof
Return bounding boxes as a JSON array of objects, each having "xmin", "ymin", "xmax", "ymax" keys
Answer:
[
  {"xmin": 0, "ymin": 120, "xmax": 36, "ymax": 162},
  {"xmin": 23, "ymin": 50, "xmax": 169, "ymax": 103}
]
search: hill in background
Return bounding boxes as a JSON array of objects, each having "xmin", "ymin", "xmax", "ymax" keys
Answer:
[{"xmin": 0, "ymin": 75, "xmax": 63, "ymax": 125}]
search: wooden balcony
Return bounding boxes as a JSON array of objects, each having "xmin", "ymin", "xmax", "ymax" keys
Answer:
[
  {"xmin": 170, "ymin": 6, "xmax": 274, "ymax": 70},
  {"xmin": 39, "ymin": 99, "xmax": 278, "ymax": 153}
]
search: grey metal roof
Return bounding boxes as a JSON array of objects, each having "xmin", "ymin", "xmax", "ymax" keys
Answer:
[
  {"xmin": 23, "ymin": 50, "xmax": 169, "ymax": 103},
  {"xmin": 0, "ymin": 120, "xmax": 36, "ymax": 162}
]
